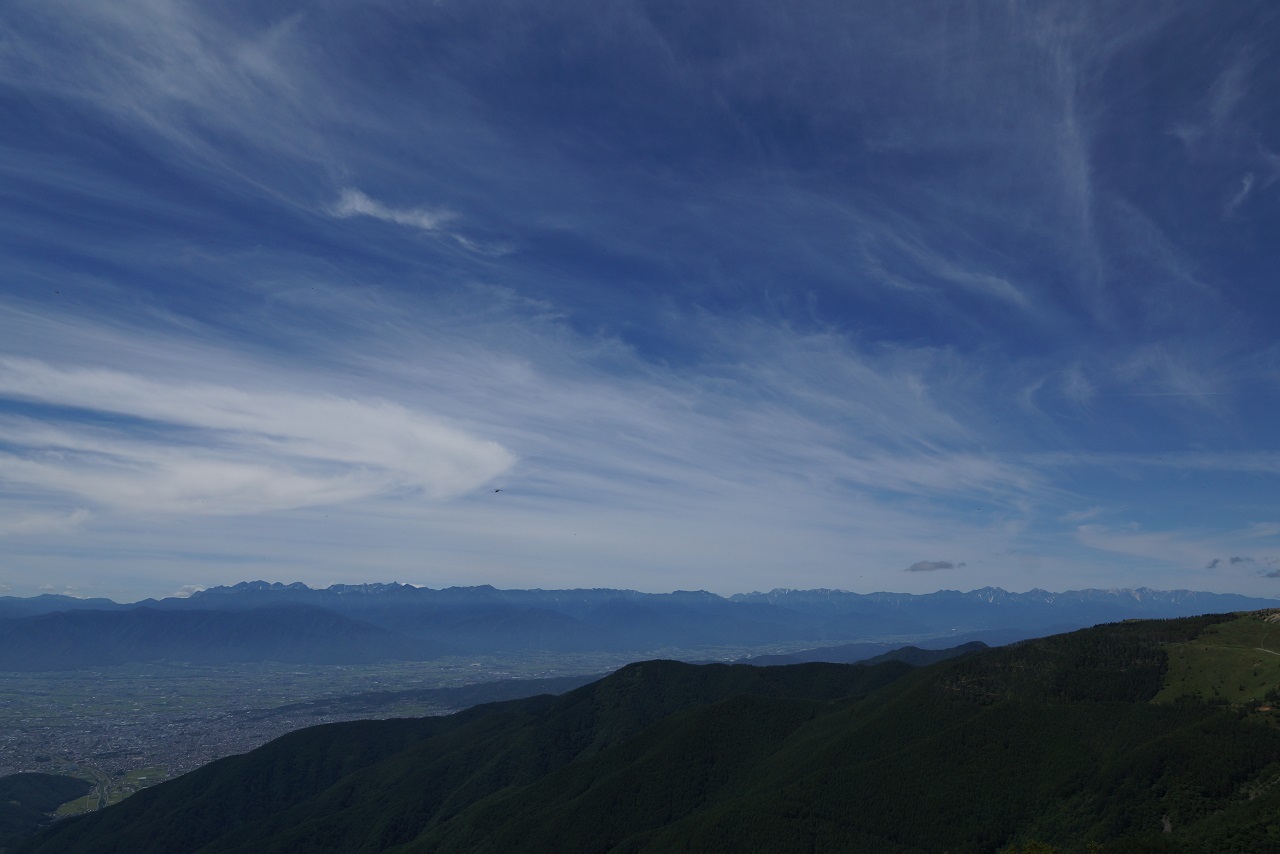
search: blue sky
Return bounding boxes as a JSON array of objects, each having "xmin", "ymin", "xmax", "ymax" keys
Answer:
[{"xmin": 1, "ymin": 0, "xmax": 1279, "ymax": 601}]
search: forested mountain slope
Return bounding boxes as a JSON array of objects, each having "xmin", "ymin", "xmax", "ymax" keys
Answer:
[{"xmin": 21, "ymin": 612, "xmax": 1280, "ymax": 853}]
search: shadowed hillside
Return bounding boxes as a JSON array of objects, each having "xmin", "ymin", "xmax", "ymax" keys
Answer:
[{"xmin": 0, "ymin": 774, "xmax": 92, "ymax": 851}]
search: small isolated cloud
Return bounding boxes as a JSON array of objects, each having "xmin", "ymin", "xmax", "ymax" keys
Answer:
[
  {"xmin": 1261, "ymin": 146, "xmax": 1280, "ymax": 188},
  {"xmin": 1168, "ymin": 124, "xmax": 1205, "ymax": 150},
  {"xmin": 329, "ymin": 189, "xmax": 509, "ymax": 254},
  {"xmin": 1207, "ymin": 556, "xmax": 1263, "ymax": 570},
  {"xmin": 330, "ymin": 188, "xmax": 453, "ymax": 232},
  {"xmin": 1263, "ymin": 570, "xmax": 1280, "ymax": 579},
  {"xmin": 168, "ymin": 585, "xmax": 206, "ymax": 599},
  {"xmin": 906, "ymin": 560, "xmax": 955, "ymax": 572},
  {"xmin": 0, "ymin": 583, "xmax": 12, "ymax": 593}
]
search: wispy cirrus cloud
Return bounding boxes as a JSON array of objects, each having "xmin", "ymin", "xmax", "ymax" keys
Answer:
[
  {"xmin": 1225, "ymin": 172, "xmax": 1256, "ymax": 216},
  {"xmin": 330, "ymin": 188, "xmax": 454, "ymax": 233},
  {"xmin": 1037, "ymin": 451, "xmax": 1280, "ymax": 477},
  {"xmin": 857, "ymin": 227, "xmax": 1030, "ymax": 308},
  {"xmin": 327, "ymin": 188, "xmax": 507, "ymax": 255},
  {"xmin": 2, "ymin": 0, "xmax": 1280, "ymax": 600},
  {"xmin": 1060, "ymin": 365, "xmax": 1096, "ymax": 405},
  {"xmin": 1113, "ymin": 345, "xmax": 1226, "ymax": 403},
  {"xmin": 1059, "ymin": 506, "xmax": 1110, "ymax": 523},
  {"xmin": 0, "ymin": 0, "xmax": 331, "ymax": 167},
  {"xmin": 0, "ymin": 289, "xmax": 1055, "ymax": 594}
]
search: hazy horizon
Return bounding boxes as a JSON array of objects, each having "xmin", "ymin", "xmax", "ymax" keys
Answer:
[
  {"xmin": 6, "ymin": 577, "xmax": 1280, "ymax": 608},
  {"xmin": 3, "ymin": 1, "xmax": 1279, "ymax": 602}
]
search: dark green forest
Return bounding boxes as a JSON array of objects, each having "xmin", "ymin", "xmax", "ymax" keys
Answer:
[{"xmin": 19, "ymin": 612, "xmax": 1280, "ymax": 853}]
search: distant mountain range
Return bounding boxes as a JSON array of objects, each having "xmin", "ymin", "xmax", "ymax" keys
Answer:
[
  {"xmin": 0, "ymin": 605, "xmax": 447, "ymax": 671},
  {"xmin": 1, "ymin": 582, "xmax": 1276, "ymax": 669},
  {"xmin": 21, "ymin": 611, "xmax": 1280, "ymax": 853}
]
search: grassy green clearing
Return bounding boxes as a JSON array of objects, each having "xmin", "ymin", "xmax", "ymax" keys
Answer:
[
  {"xmin": 52, "ymin": 765, "xmax": 169, "ymax": 816},
  {"xmin": 53, "ymin": 769, "xmax": 103, "ymax": 817},
  {"xmin": 1154, "ymin": 612, "xmax": 1280, "ymax": 704},
  {"xmin": 54, "ymin": 790, "xmax": 99, "ymax": 817},
  {"xmin": 120, "ymin": 766, "xmax": 166, "ymax": 787}
]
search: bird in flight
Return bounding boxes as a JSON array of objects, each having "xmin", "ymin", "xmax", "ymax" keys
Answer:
[{"xmin": 493, "ymin": 489, "xmax": 503, "ymax": 493}]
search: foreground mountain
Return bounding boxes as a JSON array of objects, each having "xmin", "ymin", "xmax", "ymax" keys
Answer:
[
  {"xmin": 4, "ymin": 583, "xmax": 1276, "ymax": 667},
  {"xmin": 856, "ymin": 639, "xmax": 990, "ymax": 666},
  {"xmin": 738, "ymin": 627, "xmax": 1033, "ymax": 665},
  {"xmin": 22, "ymin": 611, "xmax": 1280, "ymax": 852},
  {"xmin": 235, "ymin": 672, "xmax": 605, "ymax": 723}
]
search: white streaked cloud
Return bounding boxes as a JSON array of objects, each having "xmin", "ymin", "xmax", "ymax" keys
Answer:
[
  {"xmin": 0, "ymin": 358, "xmax": 515, "ymax": 514},
  {"xmin": 0, "ymin": 508, "xmax": 92, "ymax": 536},
  {"xmin": 0, "ymin": 290, "xmax": 1057, "ymax": 594}
]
